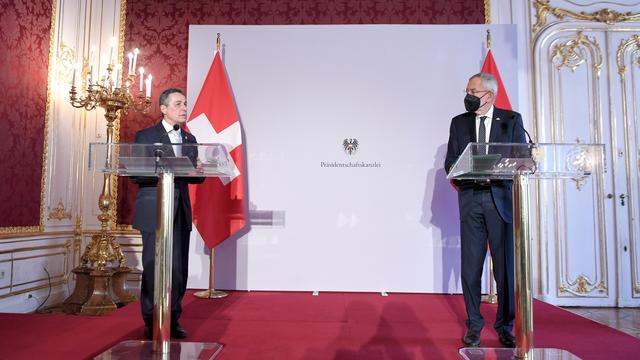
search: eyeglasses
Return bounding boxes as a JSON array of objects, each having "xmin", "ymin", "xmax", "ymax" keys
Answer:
[{"xmin": 464, "ymin": 89, "xmax": 490, "ymax": 96}]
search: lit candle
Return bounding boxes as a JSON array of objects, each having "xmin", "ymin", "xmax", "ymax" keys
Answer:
[
  {"xmin": 146, "ymin": 74, "xmax": 152, "ymax": 98},
  {"xmin": 132, "ymin": 48, "xmax": 139, "ymax": 75},
  {"xmin": 127, "ymin": 52, "xmax": 133, "ymax": 76},
  {"xmin": 139, "ymin": 67, "xmax": 144, "ymax": 92},
  {"xmin": 109, "ymin": 37, "xmax": 115, "ymax": 65},
  {"xmin": 115, "ymin": 64, "xmax": 121, "ymax": 88}
]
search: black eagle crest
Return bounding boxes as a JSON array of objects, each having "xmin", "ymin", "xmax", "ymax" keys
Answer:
[{"xmin": 342, "ymin": 138, "xmax": 358, "ymax": 155}]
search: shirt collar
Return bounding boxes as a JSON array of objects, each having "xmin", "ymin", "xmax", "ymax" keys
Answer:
[
  {"xmin": 161, "ymin": 119, "xmax": 180, "ymax": 133},
  {"xmin": 476, "ymin": 105, "xmax": 494, "ymax": 120}
]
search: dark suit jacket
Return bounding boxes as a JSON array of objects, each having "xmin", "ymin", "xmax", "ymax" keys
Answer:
[
  {"xmin": 132, "ymin": 122, "xmax": 205, "ymax": 233},
  {"xmin": 444, "ymin": 107, "xmax": 527, "ymax": 223}
]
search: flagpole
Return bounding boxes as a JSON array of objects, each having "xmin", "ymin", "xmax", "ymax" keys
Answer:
[
  {"xmin": 486, "ymin": 29, "xmax": 491, "ymax": 50},
  {"xmin": 193, "ymin": 32, "xmax": 229, "ymax": 300},
  {"xmin": 194, "ymin": 247, "xmax": 228, "ymax": 299},
  {"xmin": 480, "ymin": 28, "xmax": 498, "ymax": 305}
]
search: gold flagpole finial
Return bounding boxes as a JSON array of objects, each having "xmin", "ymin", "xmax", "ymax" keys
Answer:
[
  {"xmin": 486, "ymin": 29, "xmax": 491, "ymax": 50},
  {"xmin": 216, "ymin": 33, "xmax": 221, "ymax": 52}
]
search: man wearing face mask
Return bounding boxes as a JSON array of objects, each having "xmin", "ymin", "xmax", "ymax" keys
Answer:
[{"xmin": 444, "ymin": 73, "xmax": 527, "ymax": 348}]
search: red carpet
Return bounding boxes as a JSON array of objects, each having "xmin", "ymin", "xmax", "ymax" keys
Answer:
[{"xmin": 0, "ymin": 291, "xmax": 638, "ymax": 359}]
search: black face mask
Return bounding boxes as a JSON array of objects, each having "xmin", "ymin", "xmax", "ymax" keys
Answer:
[
  {"xmin": 464, "ymin": 92, "xmax": 488, "ymax": 112},
  {"xmin": 464, "ymin": 94, "xmax": 480, "ymax": 112}
]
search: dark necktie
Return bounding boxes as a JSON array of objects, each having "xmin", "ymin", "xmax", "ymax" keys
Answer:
[{"xmin": 478, "ymin": 116, "xmax": 487, "ymax": 154}]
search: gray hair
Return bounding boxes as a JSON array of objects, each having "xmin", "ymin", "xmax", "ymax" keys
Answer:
[
  {"xmin": 159, "ymin": 88, "xmax": 184, "ymax": 107},
  {"xmin": 469, "ymin": 72, "xmax": 498, "ymax": 96}
]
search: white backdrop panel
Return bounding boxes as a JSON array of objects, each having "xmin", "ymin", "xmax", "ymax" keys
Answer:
[{"xmin": 186, "ymin": 25, "xmax": 518, "ymax": 293}]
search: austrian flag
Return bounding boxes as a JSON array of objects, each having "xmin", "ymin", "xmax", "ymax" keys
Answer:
[{"xmin": 187, "ymin": 51, "xmax": 246, "ymax": 249}]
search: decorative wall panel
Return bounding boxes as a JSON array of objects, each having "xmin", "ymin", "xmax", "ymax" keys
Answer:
[{"xmin": 0, "ymin": 0, "xmax": 53, "ymax": 230}]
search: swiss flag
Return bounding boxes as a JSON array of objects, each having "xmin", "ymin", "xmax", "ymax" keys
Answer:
[
  {"xmin": 481, "ymin": 49, "xmax": 512, "ymax": 110},
  {"xmin": 186, "ymin": 51, "xmax": 246, "ymax": 249}
]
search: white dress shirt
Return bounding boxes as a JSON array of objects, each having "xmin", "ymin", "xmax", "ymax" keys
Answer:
[
  {"xmin": 475, "ymin": 105, "xmax": 494, "ymax": 143},
  {"xmin": 162, "ymin": 120, "xmax": 182, "ymax": 156}
]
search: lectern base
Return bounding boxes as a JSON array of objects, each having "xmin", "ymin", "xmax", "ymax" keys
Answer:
[
  {"xmin": 94, "ymin": 340, "xmax": 223, "ymax": 359},
  {"xmin": 459, "ymin": 348, "xmax": 580, "ymax": 360}
]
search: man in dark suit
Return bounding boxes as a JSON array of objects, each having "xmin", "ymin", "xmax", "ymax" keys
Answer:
[
  {"xmin": 444, "ymin": 73, "xmax": 526, "ymax": 348},
  {"xmin": 132, "ymin": 88, "xmax": 204, "ymax": 340}
]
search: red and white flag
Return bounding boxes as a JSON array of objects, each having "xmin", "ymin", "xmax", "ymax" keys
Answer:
[
  {"xmin": 187, "ymin": 51, "xmax": 246, "ymax": 249},
  {"xmin": 481, "ymin": 49, "xmax": 512, "ymax": 110}
]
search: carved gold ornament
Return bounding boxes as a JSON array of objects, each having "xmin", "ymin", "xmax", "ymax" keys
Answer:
[
  {"xmin": 616, "ymin": 34, "xmax": 640, "ymax": 77},
  {"xmin": 551, "ymin": 32, "xmax": 602, "ymax": 73},
  {"xmin": 57, "ymin": 44, "xmax": 75, "ymax": 85},
  {"xmin": 533, "ymin": 0, "xmax": 640, "ymax": 34},
  {"xmin": 559, "ymin": 274, "xmax": 606, "ymax": 295},
  {"xmin": 47, "ymin": 200, "xmax": 72, "ymax": 221}
]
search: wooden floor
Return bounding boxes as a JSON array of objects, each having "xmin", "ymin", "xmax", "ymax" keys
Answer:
[{"xmin": 562, "ymin": 307, "xmax": 640, "ymax": 339}]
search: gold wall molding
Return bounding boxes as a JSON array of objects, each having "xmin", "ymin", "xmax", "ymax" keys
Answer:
[
  {"xmin": 0, "ymin": 226, "xmax": 41, "ymax": 235},
  {"xmin": 47, "ymin": 200, "xmax": 72, "ymax": 221},
  {"xmin": 39, "ymin": 0, "xmax": 58, "ymax": 232},
  {"xmin": 484, "ymin": 0, "xmax": 490, "ymax": 25},
  {"xmin": 533, "ymin": 0, "xmax": 640, "ymax": 34},
  {"xmin": 616, "ymin": 33, "xmax": 640, "ymax": 300},
  {"xmin": 111, "ymin": 0, "xmax": 128, "ymax": 229},
  {"xmin": 0, "ymin": 231, "xmax": 73, "ymax": 241}
]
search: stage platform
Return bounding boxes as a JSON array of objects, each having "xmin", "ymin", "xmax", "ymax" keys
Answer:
[{"xmin": 1, "ymin": 291, "xmax": 638, "ymax": 359}]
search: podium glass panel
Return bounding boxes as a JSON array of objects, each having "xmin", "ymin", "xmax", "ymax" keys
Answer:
[
  {"xmin": 446, "ymin": 143, "xmax": 605, "ymax": 180},
  {"xmin": 89, "ymin": 142, "xmax": 234, "ymax": 177}
]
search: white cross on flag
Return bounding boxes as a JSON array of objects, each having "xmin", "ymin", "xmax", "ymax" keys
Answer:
[{"xmin": 187, "ymin": 51, "xmax": 246, "ymax": 249}]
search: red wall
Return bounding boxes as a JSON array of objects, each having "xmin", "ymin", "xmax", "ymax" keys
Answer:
[
  {"xmin": 117, "ymin": 0, "xmax": 486, "ymax": 224},
  {"xmin": 0, "ymin": 0, "xmax": 52, "ymax": 228}
]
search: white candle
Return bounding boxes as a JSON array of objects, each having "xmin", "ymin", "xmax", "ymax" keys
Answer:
[
  {"xmin": 72, "ymin": 67, "xmax": 76, "ymax": 87},
  {"xmin": 146, "ymin": 74, "xmax": 152, "ymax": 97},
  {"xmin": 115, "ymin": 64, "xmax": 121, "ymax": 88},
  {"xmin": 127, "ymin": 52, "xmax": 133, "ymax": 76},
  {"xmin": 89, "ymin": 46, "xmax": 95, "ymax": 64},
  {"xmin": 133, "ymin": 48, "xmax": 139, "ymax": 75},
  {"xmin": 139, "ymin": 67, "xmax": 145, "ymax": 92},
  {"xmin": 109, "ymin": 37, "xmax": 115, "ymax": 65}
]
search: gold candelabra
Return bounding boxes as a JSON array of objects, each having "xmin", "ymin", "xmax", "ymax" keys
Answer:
[
  {"xmin": 70, "ymin": 63, "xmax": 151, "ymax": 271},
  {"xmin": 63, "ymin": 46, "xmax": 152, "ymax": 315}
]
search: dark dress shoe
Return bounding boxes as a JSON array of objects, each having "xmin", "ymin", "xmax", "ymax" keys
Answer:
[
  {"xmin": 462, "ymin": 329, "xmax": 481, "ymax": 347},
  {"xmin": 144, "ymin": 326, "xmax": 152, "ymax": 340},
  {"xmin": 171, "ymin": 325, "xmax": 187, "ymax": 339},
  {"xmin": 498, "ymin": 330, "xmax": 516, "ymax": 348}
]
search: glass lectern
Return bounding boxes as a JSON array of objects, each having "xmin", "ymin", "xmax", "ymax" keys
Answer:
[
  {"xmin": 91, "ymin": 143, "xmax": 234, "ymax": 360},
  {"xmin": 448, "ymin": 142, "xmax": 605, "ymax": 360}
]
